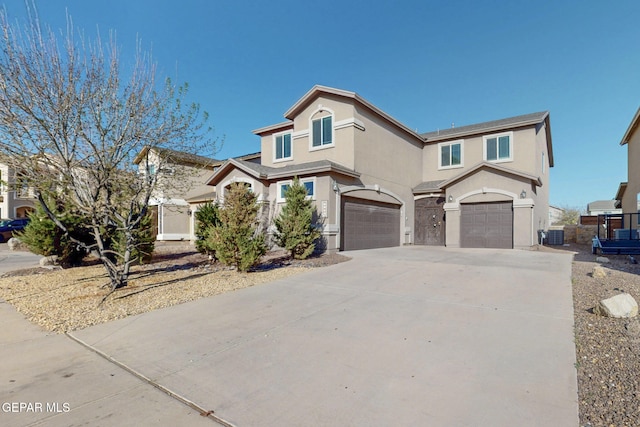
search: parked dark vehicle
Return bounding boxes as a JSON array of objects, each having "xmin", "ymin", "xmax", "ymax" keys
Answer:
[{"xmin": 0, "ymin": 218, "xmax": 30, "ymax": 242}]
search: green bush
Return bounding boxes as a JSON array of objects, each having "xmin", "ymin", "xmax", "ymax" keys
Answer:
[
  {"xmin": 194, "ymin": 201, "xmax": 221, "ymax": 257},
  {"xmin": 109, "ymin": 211, "xmax": 155, "ymax": 265},
  {"xmin": 207, "ymin": 183, "xmax": 266, "ymax": 272},
  {"xmin": 17, "ymin": 200, "xmax": 91, "ymax": 267},
  {"xmin": 274, "ymin": 177, "xmax": 321, "ymax": 259}
]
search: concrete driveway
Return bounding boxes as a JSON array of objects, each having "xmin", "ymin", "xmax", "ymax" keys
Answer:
[{"xmin": 2, "ymin": 246, "xmax": 578, "ymax": 426}]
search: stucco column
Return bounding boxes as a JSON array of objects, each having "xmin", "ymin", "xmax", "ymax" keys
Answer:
[
  {"xmin": 443, "ymin": 202, "xmax": 461, "ymax": 248},
  {"xmin": 513, "ymin": 199, "xmax": 535, "ymax": 249}
]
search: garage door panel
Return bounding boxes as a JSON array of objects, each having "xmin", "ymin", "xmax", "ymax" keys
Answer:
[
  {"xmin": 342, "ymin": 197, "xmax": 400, "ymax": 251},
  {"xmin": 461, "ymin": 202, "xmax": 513, "ymax": 249}
]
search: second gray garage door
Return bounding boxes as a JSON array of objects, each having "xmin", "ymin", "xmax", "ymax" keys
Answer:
[
  {"xmin": 341, "ymin": 197, "xmax": 400, "ymax": 251},
  {"xmin": 460, "ymin": 202, "xmax": 513, "ymax": 248}
]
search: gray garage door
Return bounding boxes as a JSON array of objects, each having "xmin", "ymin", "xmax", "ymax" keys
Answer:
[
  {"xmin": 460, "ymin": 202, "xmax": 513, "ymax": 248},
  {"xmin": 341, "ymin": 197, "xmax": 400, "ymax": 251}
]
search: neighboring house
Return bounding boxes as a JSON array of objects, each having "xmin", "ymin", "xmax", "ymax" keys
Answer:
[
  {"xmin": 204, "ymin": 85, "xmax": 553, "ymax": 251},
  {"xmin": 617, "ymin": 107, "xmax": 640, "ymax": 218},
  {"xmin": 586, "ymin": 200, "xmax": 621, "ymax": 216},
  {"xmin": 549, "ymin": 205, "xmax": 565, "ymax": 225},
  {"xmin": 133, "ymin": 147, "xmax": 218, "ymax": 241},
  {"xmin": 186, "ymin": 152, "xmax": 261, "ymax": 239},
  {"xmin": 0, "ymin": 163, "xmax": 36, "ymax": 219}
]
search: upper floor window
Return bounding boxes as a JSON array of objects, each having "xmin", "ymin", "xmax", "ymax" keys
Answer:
[
  {"xmin": 274, "ymin": 133, "xmax": 292, "ymax": 161},
  {"xmin": 484, "ymin": 132, "xmax": 513, "ymax": 163},
  {"xmin": 312, "ymin": 116, "xmax": 333, "ymax": 148},
  {"xmin": 439, "ymin": 140, "xmax": 463, "ymax": 169}
]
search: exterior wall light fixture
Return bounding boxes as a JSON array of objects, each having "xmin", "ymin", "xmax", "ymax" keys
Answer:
[
  {"xmin": 520, "ymin": 190, "xmax": 527, "ymax": 199},
  {"xmin": 448, "ymin": 195, "xmax": 453, "ymax": 202}
]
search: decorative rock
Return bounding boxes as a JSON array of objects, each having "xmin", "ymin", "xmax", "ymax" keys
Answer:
[
  {"xmin": 592, "ymin": 266, "xmax": 607, "ymax": 279},
  {"xmin": 7, "ymin": 237, "xmax": 28, "ymax": 251},
  {"xmin": 39, "ymin": 255, "xmax": 59, "ymax": 267},
  {"xmin": 596, "ymin": 256, "xmax": 610, "ymax": 263},
  {"xmin": 595, "ymin": 293, "xmax": 639, "ymax": 318}
]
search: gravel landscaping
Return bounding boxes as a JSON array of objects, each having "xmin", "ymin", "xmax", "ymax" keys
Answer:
[
  {"xmin": 1, "ymin": 242, "xmax": 639, "ymax": 424},
  {"xmin": 547, "ymin": 243, "xmax": 640, "ymax": 426},
  {"xmin": 0, "ymin": 243, "xmax": 350, "ymax": 333}
]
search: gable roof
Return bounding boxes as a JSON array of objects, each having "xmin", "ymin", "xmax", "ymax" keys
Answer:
[
  {"xmin": 615, "ymin": 182, "xmax": 627, "ymax": 207},
  {"xmin": 437, "ymin": 162, "xmax": 542, "ymax": 189},
  {"xmin": 620, "ymin": 107, "xmax": 640, "ymax": 145},
  {"xmin": 273, "ymin": 85, "xmax": 424, "ymax": 143},
  {"xmin": 205, "ymin": 158, "xmax": 360, "ymax": 186},
  {"xmin": 413, "ymin": 180, "xmax": 445, "ymax": 194},
  {"xmin": 587, "ymin": 200, "xmax": 619, "ymax": 212},
  {"xmin": 421, "ymin": 112, "xmax": 549, "ymax": 140},
  {"xmin": 133, "ymin": 146, "xmax": 218, "ymax": 168},
  {"xmin": 422, "ymin": 111, "xmax": 554, "ymax": 167}
]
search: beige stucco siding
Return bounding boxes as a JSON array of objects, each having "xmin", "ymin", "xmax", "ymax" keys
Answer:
[
  {"xmin": 214, "ymin": 169, "xmax": 268, "ymax": 202},
  {"xmin": 423, "ymin": 127, "xmax": 540, "ymax": 182},
  {"xmin": 533, "ymin": 122, "xmax": 551, "ymax": 230},
  {"xmin": 623, "ymin": 128, "xmax": 640, "ymax": 215},
  {"xmin": 260, "ymin": 94, "xmax": 357, "ymax": 169}
]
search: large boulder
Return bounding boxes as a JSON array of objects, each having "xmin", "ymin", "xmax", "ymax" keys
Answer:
[{"xmin": 595, "ymin": 293, "xmax": 639, "ymax": 318}]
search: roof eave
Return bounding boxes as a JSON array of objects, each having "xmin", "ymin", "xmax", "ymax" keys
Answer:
[
  {"xmin": 252, "ymin": 121, "xmax": 293, "ymax": 136},
  {"xmin": 620, "ymin": 107, "xmax": 640, "ymax": 146},
  {"xmin": 283, "ymin": 85, "xmax": 425, "ymax": 143},
  {"xmin": 439, "ymin": 162, "xmax": 542, "ymax": 189},
  {"xmin": 267, "ymin": 164, "xmax": 360, "ymax": 180},
  {"xmin": 205, "ymin": 158, "xmax": 266, "ymax": 186},
  {"xmin": 424, "ymin": 113, "xmax": 549, "ymax": 143}
]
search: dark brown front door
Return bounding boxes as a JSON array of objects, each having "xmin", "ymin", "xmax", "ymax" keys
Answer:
[
  {"xmin": 415, "ymin": 197, "xmax": 445, "ymax": 246},
  {"xmin": 341, "ymin": 197, "xmax": 400, "ymax": 251}
]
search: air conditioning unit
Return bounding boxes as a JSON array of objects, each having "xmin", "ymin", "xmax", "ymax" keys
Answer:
[{"xmin": 614, "ymin": 229, "xmax": 639, "ymax": 240}]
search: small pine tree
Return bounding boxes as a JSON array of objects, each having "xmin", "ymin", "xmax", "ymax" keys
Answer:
[
  {"xmin": 274, "ymin": 177, "xmax": 321, "ymax": 260},
  {"xmin": 208, "ymin": 183, "xmax": 266, "ymax": 272},
  {"xmin": 194, "ymin": 201, "xmax": 221, "ymax": 257},
  {"xmin": 17, "ymin": 199, "xmax": 91, "ymax": 267},
  {"xmin": 109, "ymin": 211, "xmax": 156, "ymax": 265}
]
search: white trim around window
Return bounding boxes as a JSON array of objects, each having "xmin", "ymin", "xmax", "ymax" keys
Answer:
[
  {"xmin": 483, "ymin": 131, "xmax": 513, "ymax": 163},
  {"xmin": 309, "ymin": 105, "xmax": 335, "ymax": 152},
  {"xmin": 273, "ymin": 131, "xmax": 293, "ymax": 163},
  {"xmin": 277, "ymin": 177, "xmax": 316, "ymax": 203},
  {"xmin": 438, "ymin": 139, "xmax": 464, "ymax": 169}
]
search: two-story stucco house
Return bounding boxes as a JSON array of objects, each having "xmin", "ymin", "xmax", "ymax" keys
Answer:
[
  {"xmin": 206, "ymin": 85, "xmax": 553, "ymax": 251},
  {"xmin": 0, "ymin": 163, "xmax": 36, "ymax": 219}
]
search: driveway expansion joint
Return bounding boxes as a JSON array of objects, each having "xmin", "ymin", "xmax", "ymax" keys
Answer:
[{"xmin": 65, "ymin": 332, "xmax": 236, "ymax": 427}]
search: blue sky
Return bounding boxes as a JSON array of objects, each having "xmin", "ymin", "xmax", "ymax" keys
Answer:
[{"xmin": 2, "ymin": 0, "xmax": 639, "ymax": 211}]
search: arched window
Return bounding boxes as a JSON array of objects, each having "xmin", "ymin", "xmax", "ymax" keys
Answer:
[{"xmin": 309, "ymin": 106, "xmax": 334, "ymax": 150}]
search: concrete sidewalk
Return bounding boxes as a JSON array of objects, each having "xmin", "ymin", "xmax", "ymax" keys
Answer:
[
  {"xmin": 0, "ymin": 300, "xmax": 219, "ymax": 427},
  {"xmin": 2, "ymin": 246, "xmax": 578, "ymax": 426}
]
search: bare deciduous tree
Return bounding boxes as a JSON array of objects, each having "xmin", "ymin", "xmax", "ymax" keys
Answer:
[{"xmin": 0, "ymin": 5, "xmax": 217, "ymax": 291}]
